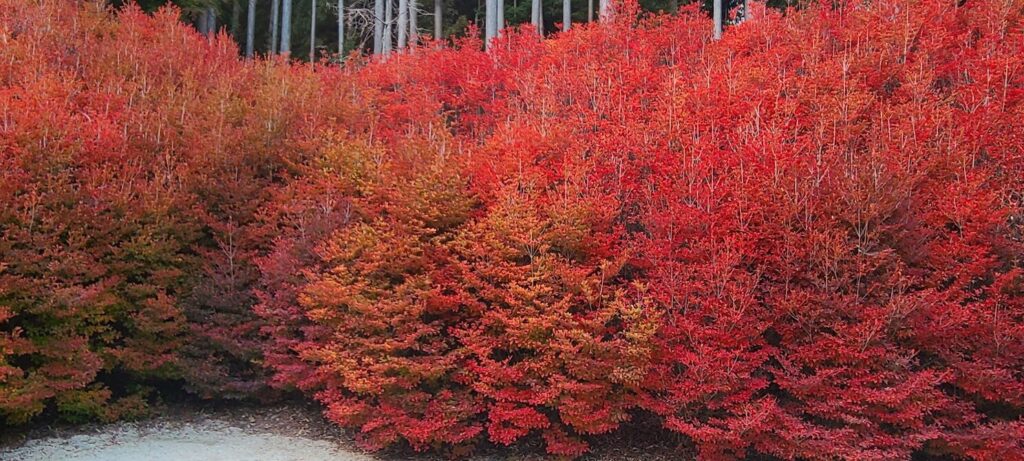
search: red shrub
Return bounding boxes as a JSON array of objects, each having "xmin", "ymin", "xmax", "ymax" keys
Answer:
[
  {"xmin": 0, "ymin": 0, "xmax": 354, "ymax": 418},
  {"xmin": 0, "ymin": 3, "xmax": 192, "ymax": 421},
  {"xmin": 449, "ymin": 181, "xmax": 657, "ymax": 454},
  {"xmin": 290, "ymin": 144, "xmax": 481, "ymax": 451}
]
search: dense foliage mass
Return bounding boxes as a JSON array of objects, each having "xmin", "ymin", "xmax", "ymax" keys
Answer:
[{"xmin": 2, "ymin": 0, "xmax": 1023, "ymax": 459}]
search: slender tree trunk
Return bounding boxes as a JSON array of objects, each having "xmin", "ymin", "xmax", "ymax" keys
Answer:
[
  {"xmin": 281, "ymin": 0, "xmax": 292, "ymax": 54},
  {"xmin": 587, "ymin": 0, "xmax": 592, "ymax": 22},
  {"xmin": 742, "ymin": 0, "xmax": 749, "ymax": 22},
  {"xmin": 383, "ymin": 0, "xmax": 393, "ymax": 54},
  {"xmin": 206, "ymin": 7, "xmax": 217, "ymax": 39},
  {"xmin": 246, "ymin": 0, "xmax": 256, "ymax": 57},
  {"xmin": 338, "ymin": 0, "xmax": 345, "ymax": 55},
  {"xmin": 562, "ymin": 0, "xmax": 569, "ymax": 31},
  {"xmin": 198, "ymin": 9, "xmax": 209, "ymax": 36},
  {"xmin": 398, "ymin": 0, "xmax": 408, "ymax": 49},
  {"xmin": 410, "ymin": 0, "xmax": 418, "ymax": 45},
  {"xmin": 270, "ymin": 0, "xmax": 280, "ymax": 53},
  {"xmin": 712, "ymin": 0, "xmax": 722, "ymax": 40},
  {"xmin": 434, "ymin": 0, "xmax": 442, "ymax": 40},
  {"xmin": 598, "ymin": 0, "xmax": 609, "ymax": 21},
  {"xmin": 231, "ymin": 1, "xmax": 242, "ymax": 42},
  {"xmin": 497, "ymin": 0, "xmax": 504, "ymax": 33},
  {"xmin": 374, "ymin": 0, "xmax": 384, "ymax": 54},
  {"xmin": 485, "ymin": 0, "xmax": 496, "ymax": 47},
  {"xmin": 310, "ymin": 0, "xmax": 318, "ymax": 61},
  {"xmin": 531, "ymin": 0, "xmax": 541, "ymax": 34}
]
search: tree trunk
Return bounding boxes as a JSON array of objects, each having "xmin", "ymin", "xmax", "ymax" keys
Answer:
[
  {"xmin": 208, "ymin": 7, "xmax": 218, "ymax": 39},
  {"xmin": 374, "ymin": 0, "xmax": 384, "ymax": 54},
  {"xmin": 246, "ymin": 0, "xmax": 256, "ymax": 57},
  {"xmin": 485, "ymin": 0, "xmax": 497, "ymax": 47},
  {"xmin": 497, "ymin": 0, "xmax": 504, "ymax": 33},
  {"xmin": 712, "ymin": 0, "xmax": 722, "ymax": 40},
  {"xmin": 398, "ymin": 0, "xmax": 408, "ymax": 49},
  {"xmin": 231, "ymin": 1, "xmax": 242, "ymax": 43},
  {"xmin": 198, "ymin": 9, "xmax": 209, "ymax": 36},
  {"xmin": 270, "ymin": 0, "xmax": 280, "ymax": 53},
  {"xmin": 383, "ymin": 0, "xmax": 393, "ymax": 54},
  {"xmin": 338, "ymin": 0, "xmax": 345, "ymax": 55},
  {"xmin": 531, "ymin": 0, "xmax": 541, "ymax": 34},
  {"xmin": 434, "ymin": 0, "xmax": 442, "ymax": 40},
  {"xmin": 598, "ymin": 0, "xmax": 609, "ymax": 21},
  {"xmin": 410, "ymin": 0, "xmax": 418, "ymax": 45},
  {"xmin": 587, "ymin": 0, "xmax": 592, "ymax": 22},
  {"xmin": 281, "ymin": 0, "xmax": 292, "ymax": 54},
  {"xmin": 310, "ymin": 0, "xmax": 317, "ymax": 61},
  {"xmin": 562, "ymin": 0, "xmax": 569, "ymax": 31}
]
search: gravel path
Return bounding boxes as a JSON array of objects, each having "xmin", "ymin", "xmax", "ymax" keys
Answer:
[
  {"xmin": 0, "ymin": 405, "xmax": 375, "ymax": 461},
  {"xmin": 0, "ymin": 417, "xmax": 374, "ymax": 461}
]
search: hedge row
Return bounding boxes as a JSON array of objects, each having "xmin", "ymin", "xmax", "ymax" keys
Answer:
[{"xmin": 2, "ymin": 0, "xmax": 1022, "ymax": 459}]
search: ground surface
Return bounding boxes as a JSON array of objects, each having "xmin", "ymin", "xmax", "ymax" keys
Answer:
[
  {"xmin": 0, "ymin": 405, "xmax": 371, "ymax": 461},
  {"xmin": 0, "ymin": 419, "xmax": 366, "ymax": 461},
  {"xmin": 0, "ymin": 403, "xmax": 679, "ymax": 461}
]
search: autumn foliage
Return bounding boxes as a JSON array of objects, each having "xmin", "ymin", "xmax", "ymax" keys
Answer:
[{"xmin": 2, "ymin": 0, "xmax": 1023, "ymax": 459}]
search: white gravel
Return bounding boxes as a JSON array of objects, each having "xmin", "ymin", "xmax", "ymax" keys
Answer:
[{"xmin": 0, "ymin": 417, "xmax": 375, "ymax": 461}]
